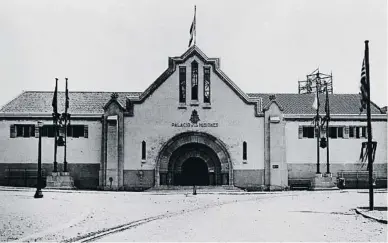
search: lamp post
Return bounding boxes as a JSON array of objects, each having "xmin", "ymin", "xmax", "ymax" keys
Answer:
[{"xmin": 34, "ymin": 121, "xmax": 44, "ymax": 199}]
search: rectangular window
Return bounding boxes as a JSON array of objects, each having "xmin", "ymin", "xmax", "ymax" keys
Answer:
[
  {"xmin": 179, "ymin": 66, "xmax": 186, "ymax": 103},
  {"xmin": 361, "ymin": 126, "xmax": 367, "ymax": 138},
  {"xmin": 47, "ymin": 126, "xmax": 55, "ymax": 137},
  {"xmin": 41, "ymin": 125, "xmax": 86, "ymax": 138},
  {"xmin": 302, "ymin": 126, "xmax": 315, "ymax": 138},
  {"xmin": 349, "ymin": 126, "xmax": 355, "ymax": 138},
  {"xmin": 356, "ymin": 127, "xmax": 360, "ymax": 138},
  {"xmin": 203, "ymin": 67, "xmax": 211, "ymax": 103},
  {"xmin": 338, "ymin": 127, "xmax": 344, "ymax": 138},
  {"xmin": 67, "ymin": 125, "xmax": 72, "ymax": 137},
  {"xmin": 17, "ymin": 126, "xmax": 23, "ymax": 137},
  {"xmin": 191, "ymin": 61, "xmax": 198, "ymax": 100},
  {"xmin": 329, "ymin": 127, "xmax": 338, "ymax": 138},
  {"xmin": 72, "ymin": 125, "xmax": 84, "ymax": 138},
  {"xmin": 11, "ymin": 124, "xmax": 35, "ymax": 138}
]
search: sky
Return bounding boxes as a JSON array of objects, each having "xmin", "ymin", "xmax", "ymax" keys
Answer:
[{"xmin": 0, "ymin": 0, "xmax": 386, "ymax": 108}]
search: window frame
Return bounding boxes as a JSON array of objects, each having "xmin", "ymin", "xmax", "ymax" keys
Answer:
[
  {"xmin": 191, "ymin": 61, "xmax": 199, "ymax": 101},
  {"xmin": 242, "ymin": 141, "xmax": 247, "ymax": 161},
  {"xmin": 203, "ymin": 66, "xmax": 211, "ymax": 104},
  {"xmin": 179, "ymin": 66, "xmax": 186, "ymax": 104},
  {"xmin": 141, "ymin": 141, "xmax": 146, "ymax": 160}
]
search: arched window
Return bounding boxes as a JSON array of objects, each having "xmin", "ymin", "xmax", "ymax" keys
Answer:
[
  {"xmin": 142, "ymin": 141, "xmax": 146, "ymax": 160},
  {"xmin": 191, "ymin": 61, "xmax": 198, "ymax": 101},
  {"xmin": 243, "ymin": 141, "xmax": 247, "ymax": 160},
  {"xmin": 179, "ymin": 66, "xmax": 186, "ymax": 103},
  {"xmin": 203, "ymin": 66, "xmax": 211, "ymax": 103}
]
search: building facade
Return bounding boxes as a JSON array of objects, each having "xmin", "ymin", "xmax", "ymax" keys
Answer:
[{"xmin": 0, "ymin": 46, "xmax": 386, "ymax": 190}]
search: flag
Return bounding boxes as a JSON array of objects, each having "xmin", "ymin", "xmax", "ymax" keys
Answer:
[
  {"xmin": 324, "ymin": 87, "xmax": 330, "ymax": 117},
  {"xmin": 52, "ymin": 78, "xmax": 58, "ymax": 114},
  {"xmin": 359, "ymin": 58, "xmax": 368, "ymax": 112},
  {"xmin": 65, "ymin": 78, "xmax": 69, "ymax": 113},
  {"xmin": 188, "ymin": 6, "xmax": 196, "ymax": 47},
  {"xmin": 312, "ymin": 89, "xmax": 319, "ymax": 111}
]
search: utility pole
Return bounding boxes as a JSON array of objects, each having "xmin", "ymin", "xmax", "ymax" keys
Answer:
[
  {"xmin": 325, "ymin": 81, "xmax": 330, "ymax": 174},
  {"xmin": 364, "ymin": 40, "xmax": 374, "ymax": 210}
]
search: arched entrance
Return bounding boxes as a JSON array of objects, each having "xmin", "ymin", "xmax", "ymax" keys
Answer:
[
  {"xmin": 181, "ymin": 158, "xmax": 209, "ymax": 186},
  {"xmin": 155, "ymin": 132, "xmax": 233, "ymax": 186}
]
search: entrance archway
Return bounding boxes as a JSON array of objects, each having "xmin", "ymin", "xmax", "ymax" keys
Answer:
[
  {"xmin": 181, "ymin": 158, "xmax": 209, "ymax": 186},
  {"xmin": 155, "ymin": 132, "xmax": 233, "ymax": 187}
]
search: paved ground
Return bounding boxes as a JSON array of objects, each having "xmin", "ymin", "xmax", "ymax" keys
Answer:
[{"xmin": 0, "ymin": 188, "xmax": 386, "ymax": 242}]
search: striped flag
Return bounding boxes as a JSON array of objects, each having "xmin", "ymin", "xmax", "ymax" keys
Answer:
[
  {"xmin": 359, "ymin": 58, "xmax": 368, "ymax": 112},
  {"xmin": 188, "ymin": 6, "xmax": 196, "ymax": 47}
]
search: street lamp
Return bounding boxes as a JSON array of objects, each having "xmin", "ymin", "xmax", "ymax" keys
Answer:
[{"xmin": 34, "ymin": 121, "xmax": 44, "ymax": 199}]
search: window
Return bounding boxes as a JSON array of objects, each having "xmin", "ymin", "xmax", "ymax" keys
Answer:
[
  {"xmin": 191, "ymin": 61, "xmax": 198, "ymax": 101},
  {"xmin": 14, "ymin": 125, "xmax": 35, "ymax": 138},
  {"xmin": 349, "ymin": 126, "xmax": 367, "ymax": 139},
  {"xmin": 41, "ymin": 125, "xmax": 87, "ymax": 138},
  {"xmin": 72, "ymin": 125, "xmax": 84, "ymax": 138},
  {"xmin": 349, "ymin": 126, "xmax": 355, "ymax": 138},
  {"xmin": 179, "ymin": 66, "xmax": 186, "ymax": 103},
  {"xmin": 203, "ymin": 66, "xmax": 211, "ymax": 103},
  {"xmin": 243, "ymin": 141, "xmax": 247, "ymax": 160},
  {"xmin": 302, "ymin": 126, "xmax": 315, "ymax": 138},
  {"xmin": 329, "ymin": 127, "xmax": 338, "ymax": 138},
  {"xmin": 328, "ymin": 127, "xmax": 344, "ymax": 139},
  {"xmin": 338, "ymin": 127, "xmax": 344, "ymax": 138},
  {"xmin": 361, "ymin": 126, "xmax": 367, "ymax": 138},
  {"xmin": 142, "ymin": 141, "xmax": 146, "ymax": 160}
]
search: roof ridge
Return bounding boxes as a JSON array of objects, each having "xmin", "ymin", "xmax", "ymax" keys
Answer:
[{"xmin": 23, "ymin": 91, "xmax": 143, "ymax": 94}]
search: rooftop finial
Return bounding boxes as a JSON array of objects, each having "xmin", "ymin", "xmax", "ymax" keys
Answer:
[{"xmin": 111, "ymin": 92, "xmax": 119, "ymax": 100}]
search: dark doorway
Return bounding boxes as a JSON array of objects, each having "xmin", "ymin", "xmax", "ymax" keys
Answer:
[{"xmin": 181, "ymin": 158, "xmax": 209, "ymax": 186}]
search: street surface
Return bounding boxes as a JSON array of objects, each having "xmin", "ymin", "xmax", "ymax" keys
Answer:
[{"xmin": 0, "ymin": 188, "xmax": 386, "ymax": 242}]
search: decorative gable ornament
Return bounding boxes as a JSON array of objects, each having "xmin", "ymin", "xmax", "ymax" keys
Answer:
[
  {"xmin": 111, "ymin": 92, "xmax": 119, "ymax": 100},
  {"xmin": 190, "ymin": 109, "xmax": 200, "ymax": 124}
]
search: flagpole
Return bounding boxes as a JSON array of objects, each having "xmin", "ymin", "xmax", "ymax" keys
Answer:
[
  {"xmin": 194, "ymin": 5, "xmax": 196, "ymax": 46},
  {"xmin": 53, "ymin": 78, "xmax": 58, "ymax": 173},
  {"xmin": 316, "ymin": 89, "xmax": 320, "ymax": 174},
  {"xmin": 64, "ymin": 78, "xmax": 68, "ymax": 172},
  {"xmin": 365, "ymin": 40, "xmax": 374, "ymax": 210},
  {"xmin": 326, "ymin": 81, "xmax": 330, "ymax": 174}
]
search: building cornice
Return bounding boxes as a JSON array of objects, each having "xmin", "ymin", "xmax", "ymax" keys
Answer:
[
  {"xmin": 0, "ymin": 112, "xmax": 103, "ymax": 120},
  {"xmin": 284, "ymin": 114, "xmax": 387, "ymax": 121}
]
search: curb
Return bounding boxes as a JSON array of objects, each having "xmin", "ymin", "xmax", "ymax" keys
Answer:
[{"xmin": 355, "ymin": 208, "xmax": 387, "ymax": 224}]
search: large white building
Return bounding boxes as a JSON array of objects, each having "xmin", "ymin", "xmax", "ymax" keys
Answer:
[{"xmin": 0, "ymin": 46, "xmax": 386, "ymax": 190}]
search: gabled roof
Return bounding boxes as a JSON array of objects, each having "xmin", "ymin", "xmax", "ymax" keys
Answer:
[
  {"xmin": 0, "ymin": 91, "xmax": 383, "ymax": 115},
  {"xmin": 0, "ymin": 91, "xmax": 141, "ymax": 114},
  {"xmin": 0, "ymin": 46, "xmax": 384, "ymax": 116},
  {"xmin": 247, "ymin": 93, "xmax": 383, "ymax": 115},
  {"xmin": 132, "ymin": 45, "xmax": 256, "ymax": 105}
]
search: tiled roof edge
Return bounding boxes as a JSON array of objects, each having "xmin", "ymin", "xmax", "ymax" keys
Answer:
[{"xmin": 0, "ymin": 91, "xmax": 26, "ymax": 112}]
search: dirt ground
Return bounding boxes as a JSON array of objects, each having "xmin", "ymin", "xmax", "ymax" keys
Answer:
[{"xmin": 0, "ymin": 188, "xmax": 386, "ymax": 242}]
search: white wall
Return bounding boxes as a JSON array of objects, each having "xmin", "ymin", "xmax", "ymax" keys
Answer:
[
  {"xmin": 124, "ymin": 56, "xmax": 264, "ymax": 171},
  {"xmin": 0, "ymin": 119, "xmax": 102, "ymax": 164},
  {"xmin": 285, "ymin": 120, "xmax": 387, "ymax": 164}
]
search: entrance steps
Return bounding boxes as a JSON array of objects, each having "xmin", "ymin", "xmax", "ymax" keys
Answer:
[{"xmin": 146, "ymin": 185, "xmax": 244, "ymax": 193}]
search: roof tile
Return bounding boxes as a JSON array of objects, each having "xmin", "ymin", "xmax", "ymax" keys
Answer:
[{"xmin": 0, "ymin": 91, "xmax": 383, "ymax": 115}]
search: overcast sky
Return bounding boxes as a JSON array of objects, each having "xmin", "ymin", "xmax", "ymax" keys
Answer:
[{"xmin": 0, "ymin": 0, "xmax": 386, "ymax": 108}]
